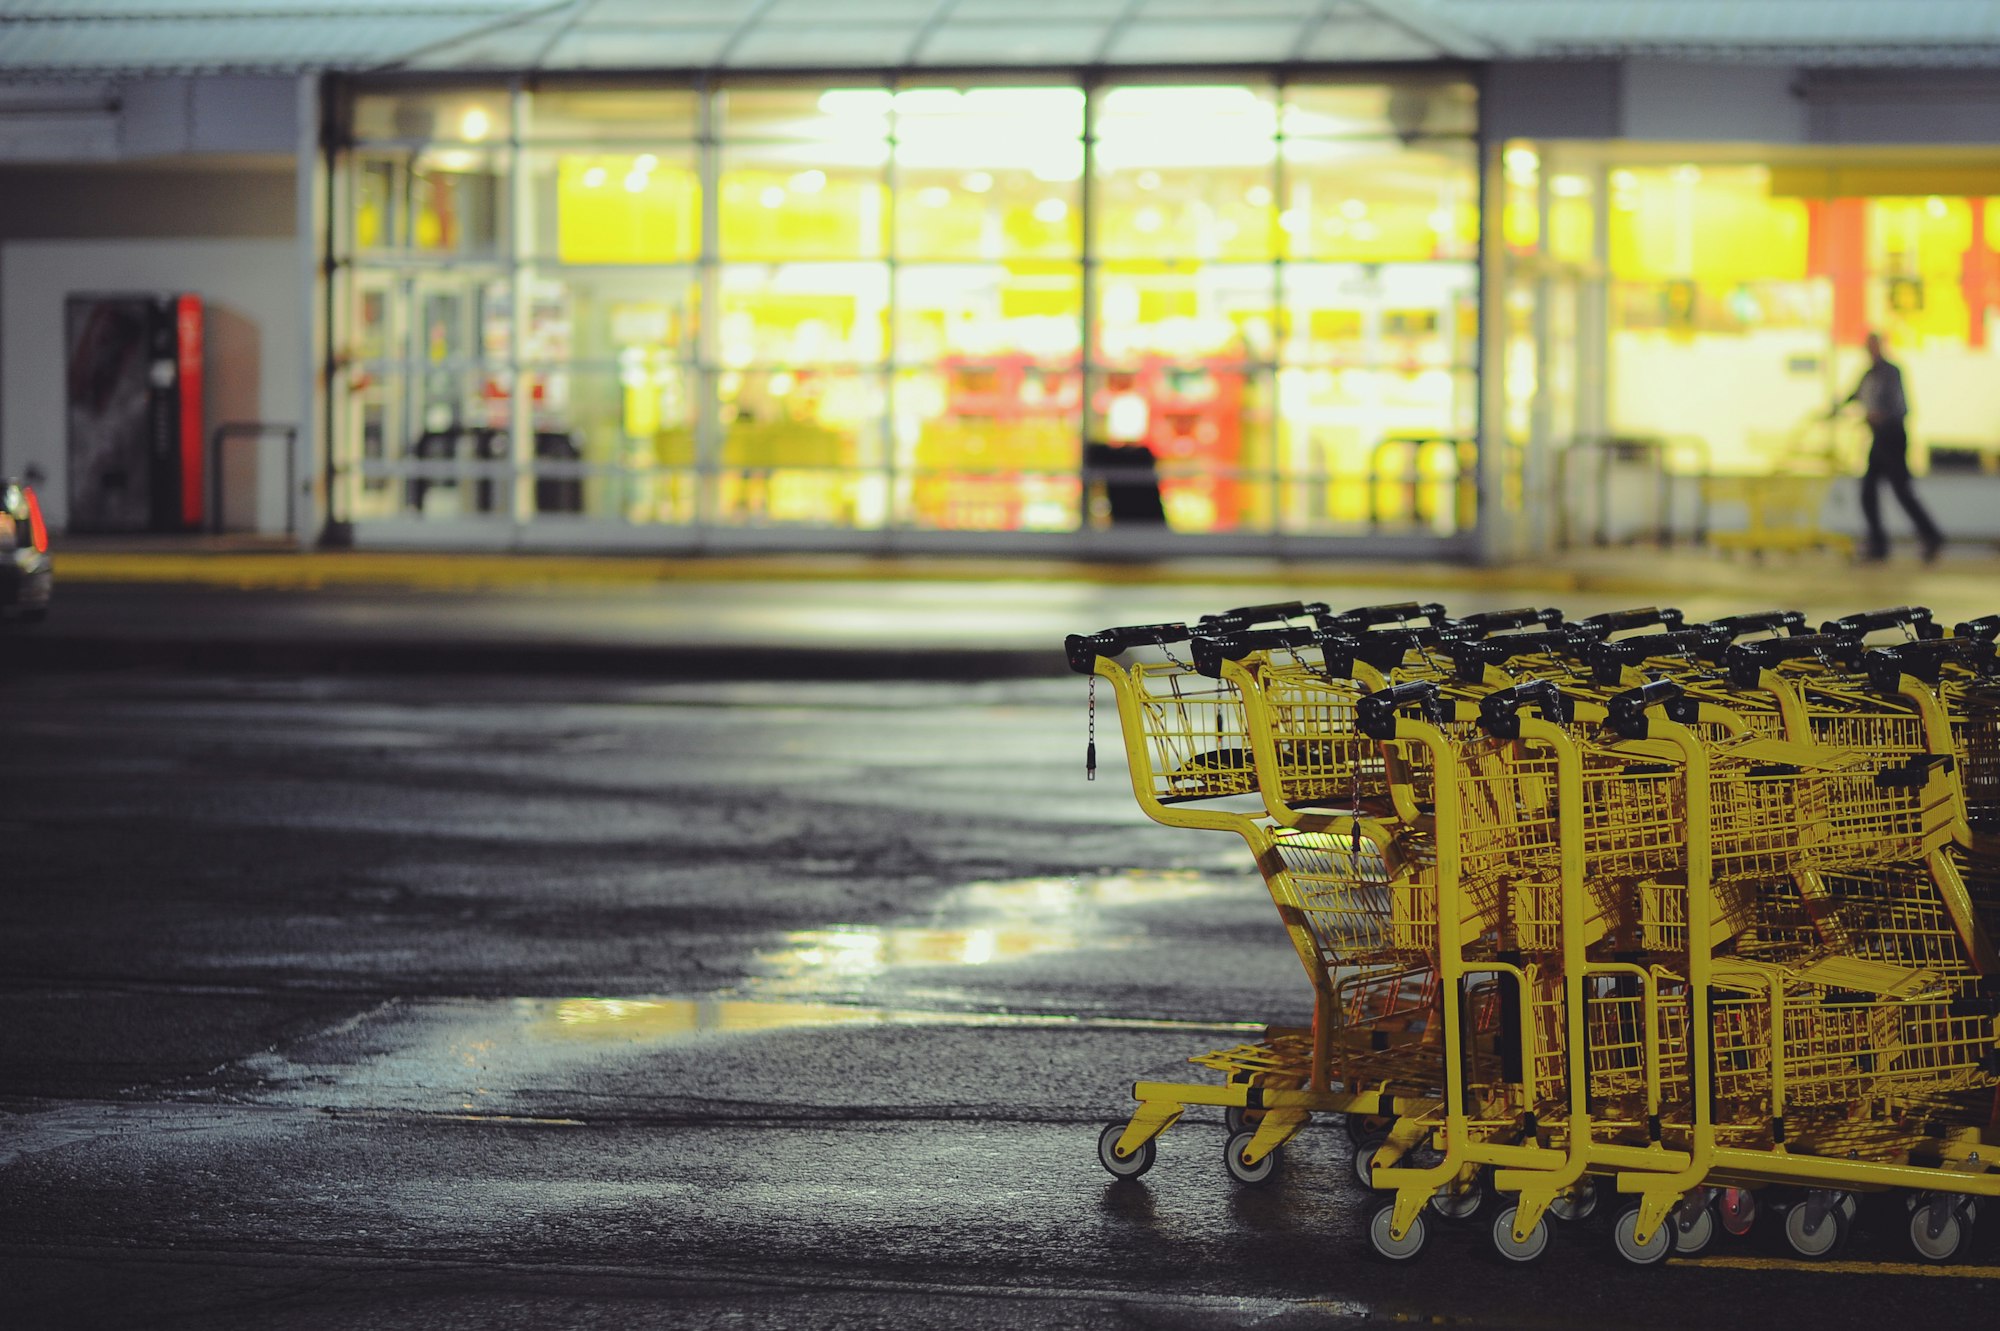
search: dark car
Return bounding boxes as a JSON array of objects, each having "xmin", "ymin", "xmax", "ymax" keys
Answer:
[{"xmin": 1, "ymin": 479, "xmax": 51, "ymax": 622}]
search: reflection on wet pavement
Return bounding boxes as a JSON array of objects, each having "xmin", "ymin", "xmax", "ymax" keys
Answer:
[
  {"xmin": 229, "ymin": 867, "xmax": 1262, "ymax": 1116},
  {"xmin": 526, "ymin": 995, "xmax": 1261, "ymax": 1044},
  {"xmin": 750, "ymin": 870, "xmax": 1227, "ymax": 996},
  {"xmin": 508, "ymin": 870, "xmax": 1240, "ymax": 1043}
]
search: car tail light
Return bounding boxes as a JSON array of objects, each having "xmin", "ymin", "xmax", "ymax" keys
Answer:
[{"xmin": 24, "ymin": 485, "xmax": 46, "ymax": 553}]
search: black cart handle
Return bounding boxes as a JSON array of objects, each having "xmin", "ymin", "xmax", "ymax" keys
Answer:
[
  {"xmin": 1345, "ymin": 624, "xmax": 1479, "ymax": 672},
  {"xmin": 1064, "ymin": 622, "xmax": 1193, "ymax": 675},
  {"xmin": 1703, "ymin": 610, "xmax": 1809, "ymax": 641},
  {"xmin": 1578, "ymin": 606, "xmax": 1686, "ymax": 639},
  {"xmin": 1863, "ymin": 638, "xmax": 1998, "ymax": 692},
  {"xmin": 1451, "ymin": 625, "xmax": 1593, "ymax": 681},
  {"xmin": 1724, "ymin": 634, "xmax": 1863, "ymax": 689},
  {"xmin": 1198, "ymin": 600, "xmax": 1332, "ymax": 633},
  {"xmin": 1453, "ymin": 606, "xmax": 1566, "ymax": 635},
  {"xmin": 1478, "ymin": 679, "xmax": 1575, "ymax": 739},
  {"xmin": 1586, "ymin": 628, "xmax": 1728, "ymax": 685},
  {"xmin": 1820, "ymin": 606, "xmax": 1938, "ymax": 638},
  {"xmin": 1326, "ymin": 601, "xmax": 1450, "ymax": 632},
  {"xmin": 1606, "ymin": 678, "xmax": 1685, "ymax": 739},
  {"xmin": 1192, "ymin": 626, "xmax": 1354, "ymax": 679},
  {"xmin": 1357, "ymin": 681, "xmax": 1447, "ymax": 739}
]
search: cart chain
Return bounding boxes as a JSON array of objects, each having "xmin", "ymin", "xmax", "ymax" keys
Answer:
[{"xmin": 1086, "ymin": 676, "xmax": 1097, "ymax": 780}]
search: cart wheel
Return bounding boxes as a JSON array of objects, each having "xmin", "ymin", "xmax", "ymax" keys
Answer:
[
  {"xmin": 1368, "ymin": 1199, "xmax": 1428, "ymax": 1261},
  {"xmin": 1353, "ymin": 1134, "xmax": 1388, "ymax": 1187},
  {"xmin": 1428, "ymin": 1175, "xmax": 1486, "ymax": 1222},
  {"xmin": 1908, "ymin": 1197, "xmax": 1969, "ymax": 1263},
  {"xmin": 1612, "ymin": 1203, "xmax": 1671, "ymax": 1266},
  {"xmin": 1782, "ymin": 1196, "xmax": 1847, "ymax": 1259},
  {"xmin": 1717, "ymin": 1188, "xmax": 1757, "ymax": 1237},
  {"xmin": 1672, "ymin": 1202, "xmax": 1717, "ymax": 1256},
  {"xmin": 1097, "ymin": 1122, "xmax": 1155, "ymax": 1180},
  {"xmin": 1344, "ymin": 1112, "xmax": 1392, "ymax": 1145},
  {"xmin": 1490, "ymin": 1204, "xmax": 1550, "ymax": 1263},
  {"xmin": 1548, "ymin": 1177, "xmax": 1601, "ymax": 1223},
  {"xmin": 1223, "ymin": 1130, "xmax": 1280, "ymax": 1186},
  {"xmin": 1903, "ymin": 1192, "xmax": 1975, "ymax": 1224}
]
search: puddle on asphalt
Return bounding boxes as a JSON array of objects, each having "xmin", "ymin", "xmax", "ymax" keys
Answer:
[
  {"xmin": 517, "ymin": 869, "xmax": 1243, "ymax": 1045},
  {"xmin": 518, "ymin": 995, "xmax": 1261, "ymax": 1043},
  {"xmin": 749, "ymin": 870, "xmax": 1228, "ymax": 995}
]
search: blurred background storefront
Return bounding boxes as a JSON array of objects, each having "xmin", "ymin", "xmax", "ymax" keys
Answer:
[
  {"xmin": 7, "ymin": 4, "xmax": 2000, "ymax": 559},
  {"xmin": 330, "ymin": 75, "xmax": 1481, "ymax": 553},
  {"xmin": 1500, "ymin": 137, "xmax": 2000, "ymax": 554}
]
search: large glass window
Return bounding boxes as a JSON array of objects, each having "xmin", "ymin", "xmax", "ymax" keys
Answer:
[{"xmin": 332, "ymin": 76, "xmax": 1479, "ymax": 539}]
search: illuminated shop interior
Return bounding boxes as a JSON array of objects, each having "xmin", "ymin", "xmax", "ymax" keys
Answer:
[
  {"xmin": 332, "ymin": 77, "xmax": 1480, "ymax": 542},
  {"xmin": 1501, "ymin": 140, "xmax": 2000, "ymax": 485}
]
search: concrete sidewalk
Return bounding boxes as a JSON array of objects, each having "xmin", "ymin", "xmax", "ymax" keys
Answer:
[{"xmin": 16, "ymin": 539, "xmax": 2000, "ymax": 680}]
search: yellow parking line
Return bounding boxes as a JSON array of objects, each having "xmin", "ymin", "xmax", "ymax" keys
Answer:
[{"xmin": 1686, "ymin": 1253, "xmax": 2000, "ymax": 1279}]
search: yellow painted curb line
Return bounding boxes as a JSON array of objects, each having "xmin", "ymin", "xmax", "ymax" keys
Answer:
[
  {"xmin": 53, "ymin": 550, "xmax": 1732, "ymax": 598},
  {"xmin": 1686, "ymin": 1253, "xmax": 2000, "ymax": 1279}
]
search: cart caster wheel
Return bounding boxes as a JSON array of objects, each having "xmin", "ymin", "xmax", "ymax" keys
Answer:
[
  {"xmin": 1909, "ymin": 1197, "xmax": 1969, "ymax": 1263},
  {"xmin": 1672, "ymin": 1201, "xmax": 1717, "ymax": 1255},
  {"xmin": 1223, "ymin": 1130, "xmax": 1280, "ymax": 1186},
  {"xmin": 1717, "ymin": 1188, "xmax": 1757, "ymax": 1237},
  {"xmin": 1368, "ymin": 1200, "xmax": 1428, "ymax": 1261},
  {"xmin": 1429, "ymin": 1176, "xmax": 1486, "ymax": 1222},
  {"xmin": 1352, "ymin": 1134, "xmax": 1388, "ymax": 1187},
  {"xmin": 1490, "ymin": 1204, "xmax": 1550, "ymax": 1263},
  {"xmin": 1782, "ymin": 1196, "xmax": 1847, "ymax": 1259},
  {"xmin": 1344, "ymin": 1112, "xmax": 1391, "ymax": 1145},
  {"xmin": 1548, "ymin": 1177, "xmax": 1601, "ymax": 1223},
  {"xmin": 1904, "ymin": 1192, "xmax": 1973, "ymax": 1224},
  {"xmin": 1612, "ymin": 1204, "xmax": 1672, "ymax": 1266},
  {"xmin": 1097, "ymin": 1122, "xmax": 1155, "ymax": 1180}
]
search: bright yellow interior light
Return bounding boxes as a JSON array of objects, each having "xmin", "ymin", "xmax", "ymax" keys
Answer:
[
  {"xmin": 460, "ymin": 106, "xmax": 490, "ymax": 141},
  {"xmin": 817, "ymin": 89, "xmax": 892, "ymax": 116}
]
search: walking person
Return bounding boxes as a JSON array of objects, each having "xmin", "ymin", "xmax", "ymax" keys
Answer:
[{"xmin": 1836, "ymin": 331, "xmax": 1944, "ymax": 562}]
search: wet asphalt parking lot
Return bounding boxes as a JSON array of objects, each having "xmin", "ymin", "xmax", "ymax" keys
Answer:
[{"xmin": 5, "ymin": 580, "xmax": 2000, "ymax": 1328}]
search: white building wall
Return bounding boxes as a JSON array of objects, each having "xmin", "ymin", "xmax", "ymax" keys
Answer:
[{"xmin": 2, "ymin": 237, "xmax": 302, "ymax": 533}]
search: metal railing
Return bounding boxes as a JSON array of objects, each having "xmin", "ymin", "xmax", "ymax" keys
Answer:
[
  {"xmin": 208, "ymin": 422, "xmax": 300, "ymax": 536},
  {"xmin": 1367, "ymin": 435, "xmax": 1479, "ymax": 533},
  {"xmin": 1552, "ymin": 434, "xmax": 1711, "ymax": 550}
]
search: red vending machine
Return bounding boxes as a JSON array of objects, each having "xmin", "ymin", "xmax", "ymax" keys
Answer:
[{"xmin": 64, "ymin": 293, "xmax": 205, "ymax": 532}]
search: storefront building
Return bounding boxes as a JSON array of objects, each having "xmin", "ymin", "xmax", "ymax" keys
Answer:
[
  {"xmin": 7, "ymin": 4, "xmax": 2000, "ymax": 558},
  {"xmin": 328, "ymin": 74, "xmax": 1484, "ymax": 554}
]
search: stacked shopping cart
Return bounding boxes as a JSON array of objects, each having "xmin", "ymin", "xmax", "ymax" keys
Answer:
[{"xmin": 1067, "ymin": 602, "xmax": 2000, "ymax": 1265}]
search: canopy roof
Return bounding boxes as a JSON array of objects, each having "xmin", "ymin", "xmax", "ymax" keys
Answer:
[{"xmin": 0, "ymin": 0, "xmax": 1995, "ymax": 77}]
